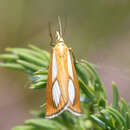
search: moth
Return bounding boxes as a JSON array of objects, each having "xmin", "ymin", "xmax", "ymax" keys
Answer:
[{"xmin": 45, "ymin": 18, "xmax": 82, "ymax": 118}]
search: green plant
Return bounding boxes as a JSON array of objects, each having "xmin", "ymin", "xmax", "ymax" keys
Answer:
[{"xmin": 0, "ymin": 44, "xmax": 130, "ymax": 130}]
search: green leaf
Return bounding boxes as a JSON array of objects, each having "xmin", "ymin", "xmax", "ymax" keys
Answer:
[
  {"xmin": 98, "ymin": 97, "xmax": 106, "ymax": 109},
  {"xmin": 12, "ymin": 125, "xmax": 36, "ymax": 130},
  {"xmin": 121, "ymin": 98, "xmax": 129, "ymax": 117},
  {"xmin": 17, "ymin": 60, "xmax": 42, "ymax": 72},
  {"xmin": 100, "ymin": 111, "xmax": 115, "ymax": 129},
  {"xmin": 91, "ymin": 115, "xmax": 106, "ymax": 129},
  {"xmin": 78, "ymin": 78, "xmax": 95, "ymax": 101},
  {"xmin": 33, "ymin": 75, "xmax": 47, "ymax": 82},
  {"xmin": 34, "ymin": 69, "xmax": 48, "ymax": 75},
  {"xmin": 60, "ymin": 112, "xmax": 75, "ymax": 128},
  {"xmin": 112, "ymin": 82, "xmax": 119, "ymax": 110},
  {"xmin": 0, "ymin": 54, "xmax": 18, "ymax": 61},
  {"xmin": 28, "ymin": 44, "xmax": 50, "ymax": 61},
  {"xmin": 6, "ymin": 48, "xmax": 49, "ymax": 61},
  {"xmin": 31, "ymin": 110, "xmax": 45, "ymax": 118},
  {"xmin": 81, "ymin": 60, "xmax": 106, "ymax": 99},
  {"xmin": 75, "ymin": 62, "xmax": 89, "ymax": 85},
  {"xmin": 25, "ymin": 118, "xmax": 63, "ymax": 129},
  {"xmin": 29, "ymin": 82, "xmax": 46, "ymax": 89},
  {"xmin": 15, "ymin": 51, "xmax": 48, "ymax": 67},
  {"xmin": 126, "ymin": 112, "xmax": 130, "ymax": 129},
  {"xmin": 107, "ymin": 107, "xmax": 127, "ymax": 129},
  {"xmin": 81, "ymin": 60, "xmax": 102, "ymax": 87},
  {"xmin": 0, "ymin": 62, "xmax": 25, "ymax": 70}
]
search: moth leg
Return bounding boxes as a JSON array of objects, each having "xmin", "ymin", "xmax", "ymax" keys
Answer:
[
  {"xmin": 50, "ymin": 42, "xmax": 55, "ymax": 47},
  {"xmin": 69, "ymin": 48, "xmax": 79, "ymax": 63},
  {"xmin": 40, "ymin": 103, "xmax": 46, "ymax": 108}
]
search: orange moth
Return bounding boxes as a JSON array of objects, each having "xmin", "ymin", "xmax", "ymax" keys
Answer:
[{"xmin": 45, "ymin": 18, "xmax": 82, "ymax": 118}]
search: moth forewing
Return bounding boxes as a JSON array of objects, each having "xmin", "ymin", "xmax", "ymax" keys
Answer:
[
  {"xmin": 45, "ymin": 47, "xmax": 69, "ymax": 119},
  {"xmin": 67, "ymin": 49, "xmax": 82, "ymax": 115}
]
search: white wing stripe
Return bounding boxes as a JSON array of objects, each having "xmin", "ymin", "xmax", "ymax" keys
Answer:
[
  {"xmin": 68, "ymin": 80, "xmax": 75, "ymax": 104},
  {"xmin": 52, "ymin": 80, "xmax": 61, "ymax": 107},
  {"xmin": 52, "ymin": 50, "xmax": 57, "ymax": 82},
  {"xmin": 67, "ymin": 50, "xmax": 74, "ymax": 79}
]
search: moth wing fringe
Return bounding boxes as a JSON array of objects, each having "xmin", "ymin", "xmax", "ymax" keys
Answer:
[
  {"xmin": 45, "ymin": 101, "xmax": 69, "ymax": 119},
  {"xmin": 67, "ymin": 107, "xmax": 83, "ymax": 116}
]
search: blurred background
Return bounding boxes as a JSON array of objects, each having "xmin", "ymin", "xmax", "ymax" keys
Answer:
[{"xmin": 0, "ymin": 0, "xmax": 130, "ymax": 129}]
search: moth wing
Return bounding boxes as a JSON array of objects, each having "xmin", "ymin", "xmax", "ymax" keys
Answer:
[
  {"xmin": 45, "ymin": 49, "xmax": 68, "ymax": 119},
  {"xmin": 67, "ymin": 49, "xmax": 82, "ymax": 116}
]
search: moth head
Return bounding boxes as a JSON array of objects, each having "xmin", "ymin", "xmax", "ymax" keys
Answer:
[{"xmin": 56, "ymin": 31, "xmax": 64, "ymax": 42}]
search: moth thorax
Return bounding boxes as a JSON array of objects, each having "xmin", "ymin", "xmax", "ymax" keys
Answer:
[{"xmin": 55, "ymin": 42, "xmax": 66, "ymax": 54}]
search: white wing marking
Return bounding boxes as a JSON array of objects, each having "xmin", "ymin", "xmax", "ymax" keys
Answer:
[
  {"xmin": 67, "ymin": 50, "xmax": 73, "ymax": 79},
  {"xmin": 68, "ymin": 80, "xmax": 75, "ymax": 105},
  {"xmin": 52, "ymin": 50, "xmax": 57, "ymax": 82},
  {"xmin": 52, "ymin": 80, "xmax": 61, "ymax": 107}
]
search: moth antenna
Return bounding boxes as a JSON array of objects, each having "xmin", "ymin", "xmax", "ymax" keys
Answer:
[
  {"xmin": 58, "ymin": 16, "xmax": 62, "ymax": 37},
  {"xmin": 62, "ymin": 16, "xmax": 67, "ymax": 37},
  {"xmin": 48, "ymin": 22, "xmax": 55, "ymax": 46}
]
